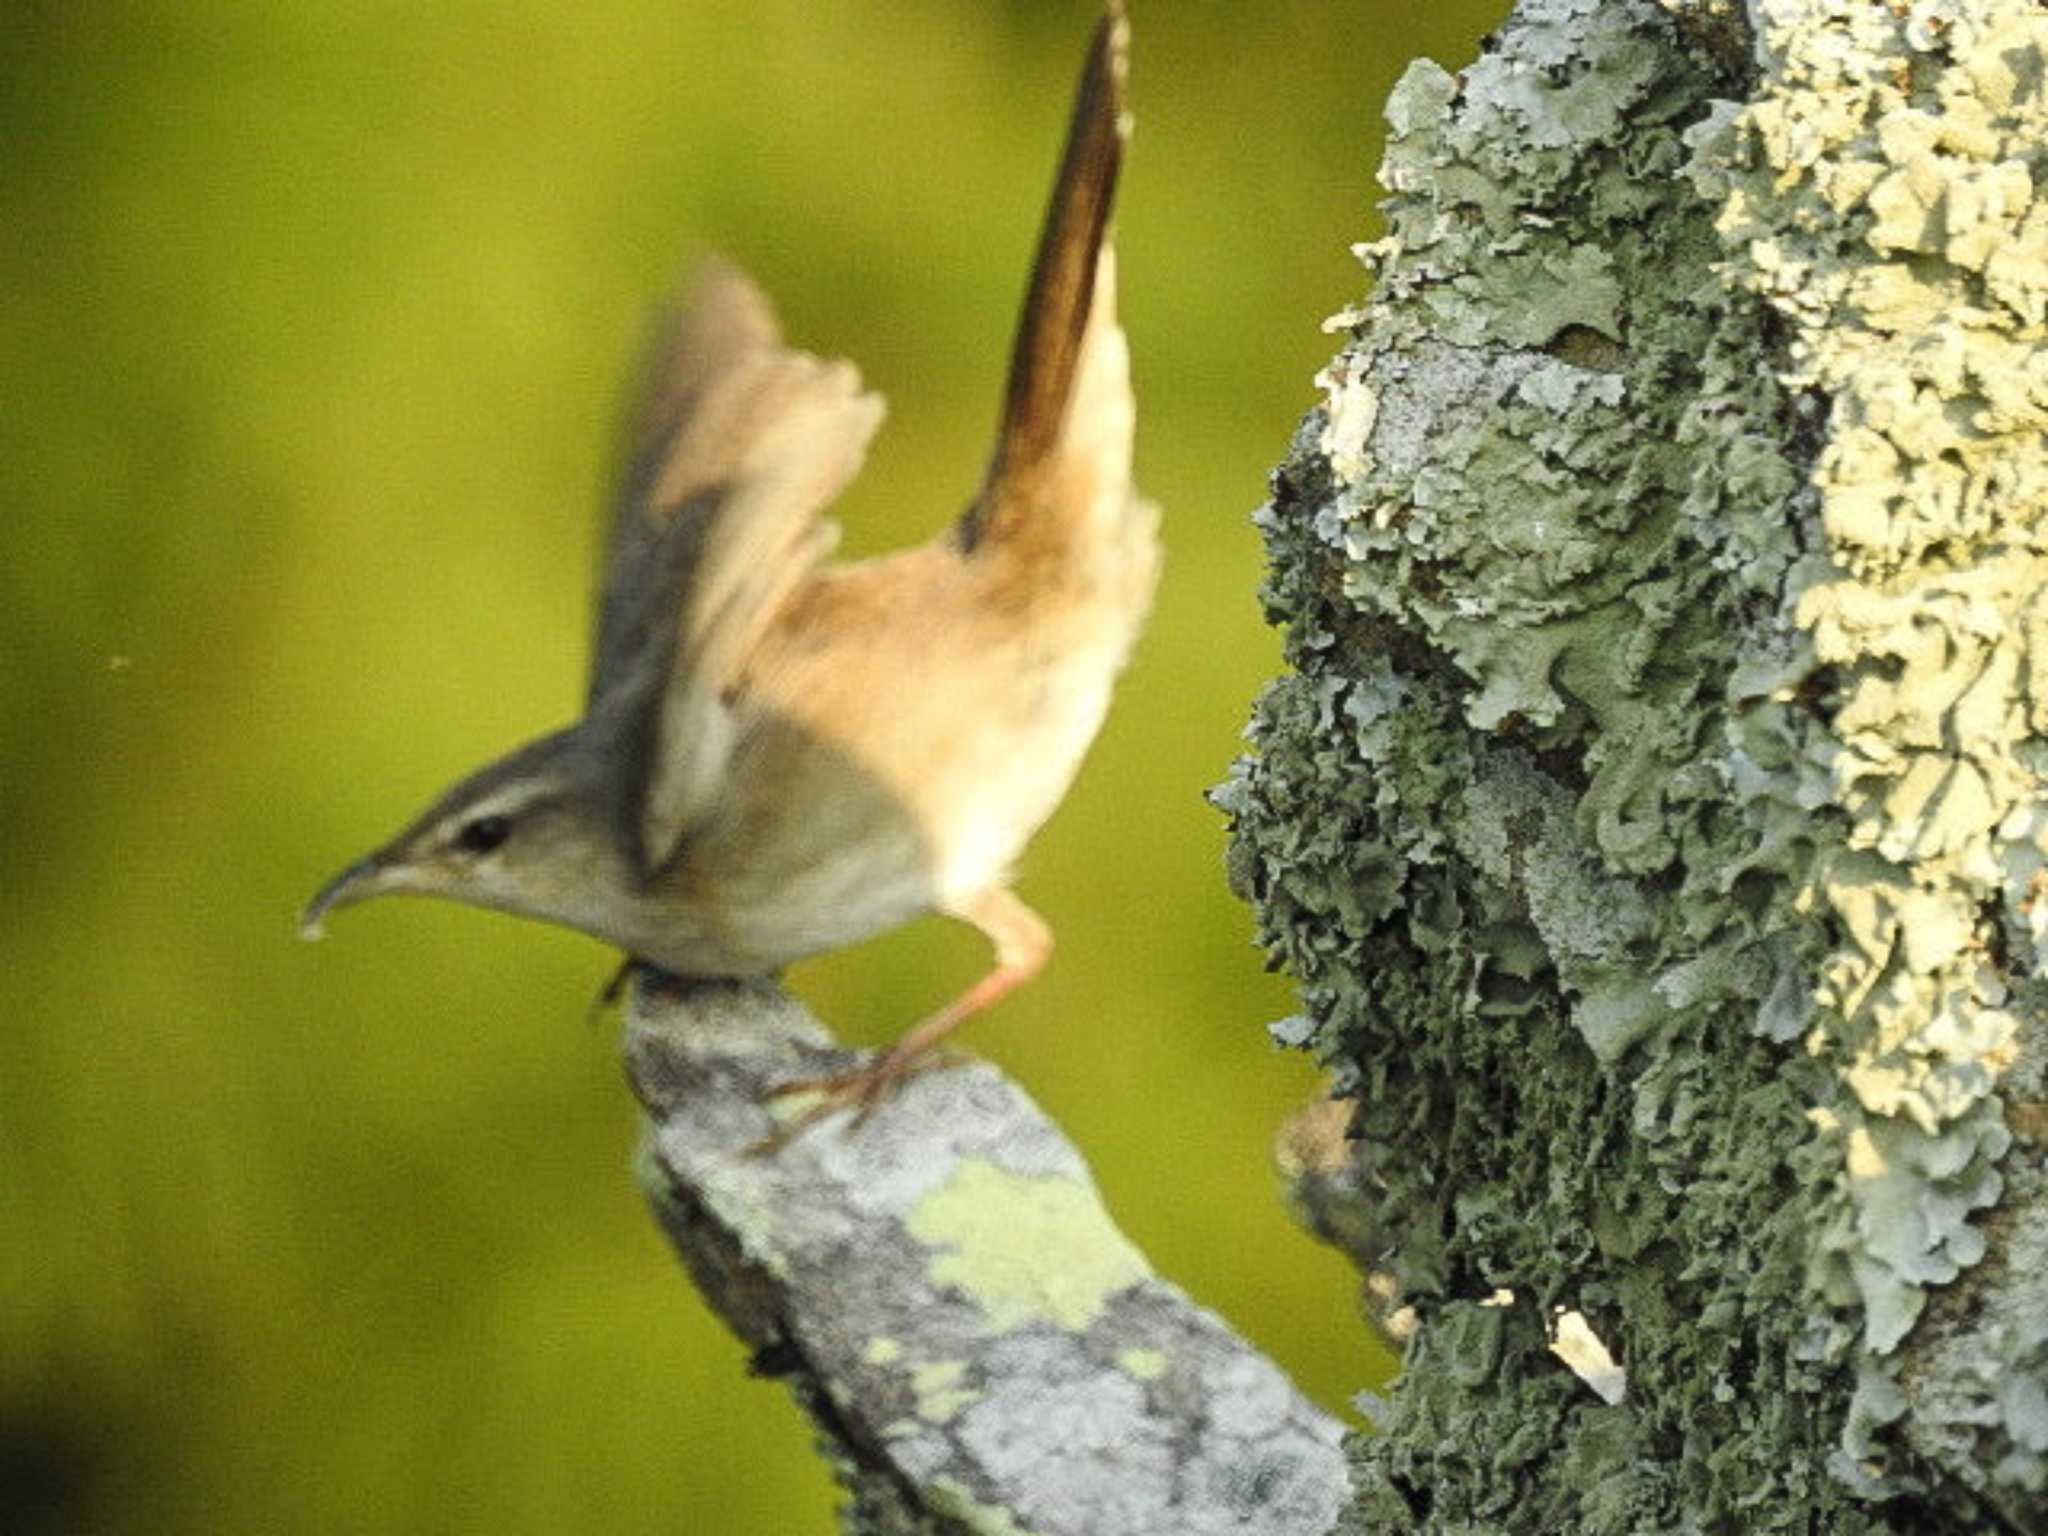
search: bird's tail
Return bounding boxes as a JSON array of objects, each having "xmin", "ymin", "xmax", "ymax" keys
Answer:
[{"xmin": 959, "ymin": 2, "xmax": 1131, "ymax": 555}]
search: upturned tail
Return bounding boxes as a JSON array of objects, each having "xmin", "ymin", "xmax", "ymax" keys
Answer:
[{"xmin": 959, "ymin": 2, "xmax": 1130, "ymax": 552}]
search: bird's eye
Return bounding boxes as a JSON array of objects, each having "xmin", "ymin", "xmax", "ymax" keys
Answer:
[{"xmin": 455, "ymin": 815, "xmax": 513, "ymax": 855}]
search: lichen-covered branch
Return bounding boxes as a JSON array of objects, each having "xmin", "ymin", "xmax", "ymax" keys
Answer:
[
  {"xmin": 1220, "ymin": 0, "xmax": 2046, "ymax": 1531},
  {"xmin": 623, "ymin": 977, "xmax": 1348, "ymax": 1536}
]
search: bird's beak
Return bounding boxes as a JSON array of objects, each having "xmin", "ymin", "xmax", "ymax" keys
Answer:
[{"xmin": 299, "ymin": 852, "xmax": 406, "ymax": 939}]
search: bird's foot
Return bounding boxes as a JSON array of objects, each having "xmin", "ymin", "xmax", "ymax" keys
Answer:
[{"xmin": 750, "ymin": 1047, "xmax": 964, "ymax": 1154}]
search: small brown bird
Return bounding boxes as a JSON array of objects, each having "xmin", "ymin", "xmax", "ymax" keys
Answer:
[{"xmin": 302, "ymin": 4, "xmax": 1156, "ymax": 1126}]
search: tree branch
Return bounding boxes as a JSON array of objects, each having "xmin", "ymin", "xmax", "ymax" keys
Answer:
[{"xmin": 624, "ymin": 976, "xmax": 1349, "ymax": 1536}]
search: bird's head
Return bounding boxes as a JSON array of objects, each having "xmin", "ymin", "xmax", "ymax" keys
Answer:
[{"xmin": 301, "ymin": 727, "xmax": 619, "ymax": 941}]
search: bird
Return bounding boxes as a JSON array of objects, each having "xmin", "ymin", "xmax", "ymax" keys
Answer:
[{"xmin": 301, "ymin": 3, "xmax": 1156, "ymax": 1133}]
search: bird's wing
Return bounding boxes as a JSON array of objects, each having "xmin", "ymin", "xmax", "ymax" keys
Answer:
[{"xmin": 591, "ymin": 258, "xmax": 885, "ymax": 871}]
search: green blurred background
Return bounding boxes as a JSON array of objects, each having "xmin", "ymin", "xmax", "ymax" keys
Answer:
[{"xmin": 3, "ymin": 1, "xmax": 1500, "ymax": 1529}]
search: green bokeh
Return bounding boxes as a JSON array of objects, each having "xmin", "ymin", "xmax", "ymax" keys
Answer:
[{"xmin": 2, "ymin": 2, "xmax": 1497, "ymax": 1529}]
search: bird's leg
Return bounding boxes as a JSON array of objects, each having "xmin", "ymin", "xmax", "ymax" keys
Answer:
[
  {"xmin": 584, "ymin": 956, "xmax": 638, "ymax": 1028},
  {"xmin": 588, "ymin": 956, "xmax": 706, "ymax": 1026},
  {"xmin": 757, "ymin": 889, "xmax": 1053, "ymax": 1147}
]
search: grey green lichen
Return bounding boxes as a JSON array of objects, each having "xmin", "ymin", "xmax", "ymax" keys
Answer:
[{"xmin": 1222, "ymin": 0, "xmax": 2041, "ymax": 1528}]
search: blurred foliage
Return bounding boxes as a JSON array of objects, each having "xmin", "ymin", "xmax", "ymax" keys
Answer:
[{"xmin": 2, "ymin": 0, "xmax": 1500, "ymax": 1530}]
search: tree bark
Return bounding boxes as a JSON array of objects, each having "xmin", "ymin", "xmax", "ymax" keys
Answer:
[{"xmin": 1220, "ymin": 0, "xmax": 2048, "ymax": 1531}]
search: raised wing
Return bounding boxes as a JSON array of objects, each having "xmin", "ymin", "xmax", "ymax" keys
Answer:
[{"xmin": 592, "ymin": 259, "xmax": 884, "ymax": 870}]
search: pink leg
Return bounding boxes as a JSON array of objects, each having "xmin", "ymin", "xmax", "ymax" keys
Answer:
[{"xmin": 757, "ymin": 889, "xmax": 1053, "ymax": 1147}]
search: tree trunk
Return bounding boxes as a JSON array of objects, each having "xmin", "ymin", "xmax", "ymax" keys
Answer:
[{"xmin": 1219, "ymin": 0, "xmax": 2048, "ymax": 1531}]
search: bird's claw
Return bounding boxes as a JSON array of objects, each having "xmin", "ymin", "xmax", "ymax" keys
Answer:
[{"xmin": 748, "ymin": 1049, "xmax": 963, "ymax": 1155}]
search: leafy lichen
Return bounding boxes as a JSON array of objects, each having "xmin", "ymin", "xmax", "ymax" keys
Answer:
[
  {"xmin": 1223, "ymin": 0, "xmax": 2044, "ymax": 1527},
  {"xmin": 1703, "ymin": 0, "xmax": 2048, "ymax": 1513}
]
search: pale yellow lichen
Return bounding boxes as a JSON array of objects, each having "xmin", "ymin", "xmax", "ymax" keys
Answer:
[
  {"xmin": 906, "ymin": 1159, "xmax": 1151, "ymax": 1334},
  {"xmin": 1548, "ymin": 1308, "xmax": 1627, "ymax": 1406},
  {"xmin": 1117, "ymin": 1348, "xmax": 1169, "ymax": 1381},
  {"xmin": 909, "ymin": 1359, "xmax": 981, "ymax": 1424},
  {"xmin": 1719, "ymin": 0, "xmax": 2045, "ymax": 1377},
  {"xmin": 1317, "ymin": 359, "xmax": 1380, "ymax": 483},
  {"xmin": 1845, "ymin": 1126, "xmax": 1888, "ymax": 1179},
  {"xmin": 926, "ymin": 1479, "xmax": 1037, "ymax": 1536},
  {"xmin": 1730, "ymin": 0, "xmax": 2047, "ymax": 1128}
]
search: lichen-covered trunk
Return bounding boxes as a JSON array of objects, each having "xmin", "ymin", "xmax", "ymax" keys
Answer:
[{"xmin": 1219, "ymin": 1, "xmax": 2048, "ymax": 1531}]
